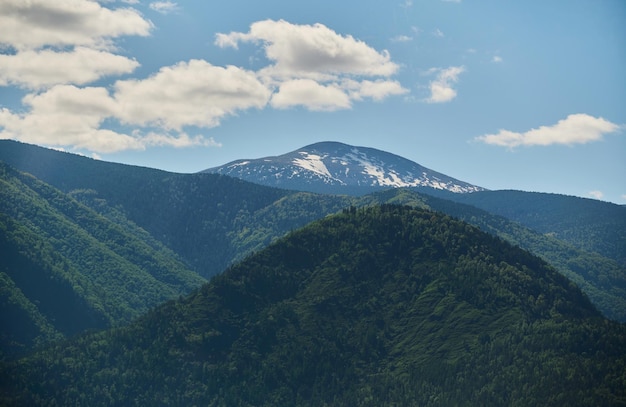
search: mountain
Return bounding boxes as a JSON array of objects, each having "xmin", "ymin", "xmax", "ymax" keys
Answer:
[
  {"xmin": 1, "ymin": 141, "xmax": 624, "ymax": 324},
  {"xmin": 203, "ymin": 141, "xmax": 485, "ymax": 195},
  {"xmin": 0, "ymin": 162, "xmax": 206, "ymax": 358},
  {"xmin": 445, "ymin": 190, "xmax": 626, "ymax": 266},
  {"xmin": 2, "ymin": 206, "xmax": 624, "ymax": 406}
]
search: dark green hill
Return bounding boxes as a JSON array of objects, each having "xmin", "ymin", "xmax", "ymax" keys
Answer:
[
  {"xmin": 0, "ymin": 163, "xmax": 205, "ymax": 358},
  {"xmin": 357, "ymin": 189, "xmax": 626, "ymax": 322},
  {"xmin": 0, "ymin": 140, "xmax": 351, "ymax": 278},
  {"xmin": 1, "ymin": 141, "xmax": 624, "ymax": 323},
  {"xmin": 2, "ymin": 206, "xmax": 624, "ymax": 406},
  {"xmin": 445, "ymin": 190, "xmax": 626, "ymax": 266}
]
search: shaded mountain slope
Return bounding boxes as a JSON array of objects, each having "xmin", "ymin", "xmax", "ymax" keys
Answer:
[
  {"xmin": 1, "ymin": 141, "xmax": 623, "ymax": 322},
  {"xmin": 358, "ymin": 189, "xmax": 626, "ymax": 322},
  {"xmin": 0, "ymin": 163, "xmax": 204, "ymax": 358},
  {"xmin": 0, "ymin": 140, "xmax": 290, "ymax": 276},
  {"xmin": 2, "ymin": 206, "xmax": 624, "ymax": 406},
  {"xmin": 447, "ymin": 190, "xmax": 626, "ymax": 266},
  {"xmin": 1, "ymin": 141, "xmax": 623, "ymax": 325}
]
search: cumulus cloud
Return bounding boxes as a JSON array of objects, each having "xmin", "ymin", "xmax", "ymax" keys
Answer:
[
  {"xmin": 0, "ymin": 47, "xmax": 139, "ymax": 89},
  {"xmin": 215, "ymin": 19, "xmax": 406, "ymax": 111},
  {"xmin": 474, "ymin": 114, "xmax": 621, "ymax": 148},
  {"xmin": 0, "ymin": 0, "xmax": 152, "ymax": 50},
  {"xmin": 492, "ymin": 55, "xmax": 503, "ymax": 63},
  {"xmin": 114, "ymin": 59, "xmax": 271, "ymax": 130},
  {"xmin": 0, "ymin": 16, "xmax": 407, "ymax": 153},
  {"xmin": 425, "ymin": 66, "xmax": 465, "ymax": 103},
  {"xmin": 0, "ymin": 60, "xmax": 269, "ymax": 152},
  {"xmin": 271, "ymin": 79, "xmax": 351, "ymax": 111},
  {"xmin": 217, "ymin": 19, "xmax": 399, "ymax": 79},
  {"xmin": 149, "ymin": 1, "xmax": 179, "ymax": 15},
  {"xmin": 343, "ymin": 79, "xmax": 408, "ymax": 101},
  {"xmin": 0, "ymin": 85, "xmax": 140, "ymax": 152},
  {"xmin": 0, "ymin": 0, "xmax": 150, "ymax": 90}
]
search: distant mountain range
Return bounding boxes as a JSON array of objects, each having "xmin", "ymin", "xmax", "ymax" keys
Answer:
[
  {"xmin": 0, "ymin": 140, "xmax": 625, "ymax": 360},
  {"xmin": 203, "ymin": 141, "xmax": 485, "ymax": 195}
]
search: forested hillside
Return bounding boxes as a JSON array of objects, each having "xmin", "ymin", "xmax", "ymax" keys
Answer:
[
  {"xmin": 0, "ymin": 140, "xmax": 350, "ymax": 278},
  {"xmin": 0, "ymin": 163, "xmax": 204, "ymax": 358},
  {"xmin": 2, "ymin": 206, "xmax": 624, "ymax": 406},
  {"xmin": 1, "ymin": 141, "xmax": 624, "ymax": 324},
  {"xmin": 447, "ymin": 190, "xmax": 626, "ymax": 266}
]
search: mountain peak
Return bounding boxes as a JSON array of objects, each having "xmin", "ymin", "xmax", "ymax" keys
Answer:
[{"xmin": 204, "ymin": 141, "xmax": 485, "ymax": 195}]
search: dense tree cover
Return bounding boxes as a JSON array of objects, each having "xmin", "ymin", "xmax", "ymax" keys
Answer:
[
  {"xmin": 1, "ymin": 206, "xmax": 624, "ymax": 406},
  {"xmin": 417, "ymin": 191, "xmax": 626, "ymax": 322},
  {"xmin": 1, "ymin": 137, "xmax": 624, "ymax": 362},
  {"xmin": 0, "ymin": 163, "xmax": 204, "ymax": 358},
  {"xmin": 357, "ymin": 189, "xmax": 626, "ymax": 322},
  {"xmin": 446, "ymin": 189, "xmax": 626, "ymax": 266}
]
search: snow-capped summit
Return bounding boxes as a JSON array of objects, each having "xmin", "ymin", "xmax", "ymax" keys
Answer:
[{"xmin": 203, "ymin": 141, "xmax": 485, "ymax": 195}]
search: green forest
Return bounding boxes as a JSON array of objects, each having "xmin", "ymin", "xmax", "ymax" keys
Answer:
[
  {"xmin": 1, "ymin": 141, "xmax": 625, "ymax": 405},
  {"xmin": 2, "ymin": 206, "xmax": 625, "ymax": 406},
  {"xmin": 1, "ymin": 140, "xmax": 625, "ymax": 360}
]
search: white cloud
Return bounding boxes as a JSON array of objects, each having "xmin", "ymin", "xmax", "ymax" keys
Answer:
[
  {"xmin": 0, "ymin": 85, "xmax": 140, "ymax": 152},
  {"xmin": 114, "ymin": 59, "xmax": 271, "ymax": 130},
  {"xmin": 474, "ymin": 114, "xmax": 621, "ymax": 148},
  {"xmin": 432, "ymin": 28, "xmax": 445, "ymax": 38},
  {"xmin": 0, "ymin": 17, "xmax": 408, "ymax": 153},
  {"xmin": 588, "ymin": 191, "xmax": 604, "ymax": 200},
  {"xmin": 425, "ymin": 66, "xmax": 465, "ymax": 103},
  {"xmin": 216, "ymin": 19, "xmax": 399, "ymax": 80},
  {"xmin": 492, "ymin": 55, "xmax": 503, "ymax": 63},
  {"xmin": 271, "ymin": 79, "xmax": 351, "ymax": 111},
  {"xmin": 0, "ymin": 0, "xmax": 152, "ymax": 51},
  {"xmin": 0, "ymin": 47, "xmax": 139, "ymax": 89},
  {"xmin": 149, "ymin": 1, "xmax": 179, "ymax": 14},
  {"xmin": 344, "ymin": 79, "xmax": 409, "ymax": 101},
  {"xmin": 391, "ymin": 35, "xmax": 413, "ymax": 43},
  {"xmin": 0, "ymin": 59, "xmax": 270, "ymax": 152},
  {"xmin": 139, "ymin": 132, "xmax": 222, "ymax": 148},
  {"xmin": 215, "ymin": 19, "xmax": 406, "ymax": 111}
]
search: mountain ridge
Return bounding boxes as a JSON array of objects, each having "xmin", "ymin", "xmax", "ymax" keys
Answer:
[
  {"xmin": 3, "ymin": 205, "xmax": 624, "ymax": 406},
  {"xmin": 203, "ymin": 141, "xmax": 485, "ymax": 195}
]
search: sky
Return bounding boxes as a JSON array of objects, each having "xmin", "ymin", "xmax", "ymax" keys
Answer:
[{"xmin": 0, "ymin": 0, "xmax": 625, "ymax": 203}]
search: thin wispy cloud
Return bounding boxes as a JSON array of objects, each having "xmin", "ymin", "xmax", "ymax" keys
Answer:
[
  {"xmin": 391, "ymin": 35, "xmax": 413, "ymax": 43},
  {"xmin": 149, "ymin": 1, "xmax": 179, "ymax": 15},
  {"xmin": 425, "ymin": 66, "xmax": 465, "ymax": 103},
  {"xmin": 432, "ymin": 28, "xmax": 445, "ymax": 38},
  {"xmin": 474, "ymin": 114, "xmax": 621, "ymax": 148},
  {"xmin": 588, "ymin": 190, "xmax": 604, "ymax": 200}
]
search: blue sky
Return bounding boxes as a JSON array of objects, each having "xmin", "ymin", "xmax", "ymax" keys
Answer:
[{"xmin": 0, "ymin": 0, "xmax": 624, "ymax": 203}]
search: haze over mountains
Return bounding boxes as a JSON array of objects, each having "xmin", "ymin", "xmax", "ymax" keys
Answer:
[
  {"xmin": 0, "ymin": 140, "xmax": 625, "ymax": 404},
  {"xmin": 204, "ymin": 141, "xmax": 485, "ymax": 195}
]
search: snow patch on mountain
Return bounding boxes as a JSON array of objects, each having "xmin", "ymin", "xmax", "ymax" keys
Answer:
[
  {"xmin": 203, "ymin": 141, "xmax": 485, "ymax": 195},
  {"xmin": 292, "ymin": 152, "xmax": 345, "ymax": 184}
]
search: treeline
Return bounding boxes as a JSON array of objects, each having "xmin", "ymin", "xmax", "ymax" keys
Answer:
[
  {"xmin": 449, "ymin": 189, "xmax": 626, "ymax": 266},
  {"xmin": 2, "ymin": 206, "xmax": 624, "ymax": 406},
  {"xmin": 0, "ymin": 163, "xmax": 204, "ymax": 358}
]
